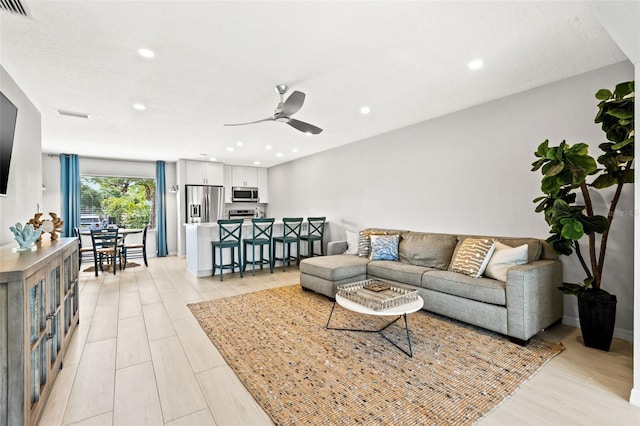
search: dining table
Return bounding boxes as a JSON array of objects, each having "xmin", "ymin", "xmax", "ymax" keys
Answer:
[
  {"xmin": 80, "ymin": 228, "xmax": 144, "ymax": 274},
  {"xmin": 80, "ymin": 228, "xmax": 143, "ymax": 243}
]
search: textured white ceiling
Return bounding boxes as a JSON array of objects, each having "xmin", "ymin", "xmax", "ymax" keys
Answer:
[{"xmin": 0, "ymin": 1, "xmax": 627, "ymax": 167}]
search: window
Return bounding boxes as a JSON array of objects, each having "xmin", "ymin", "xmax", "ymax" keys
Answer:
[{"xmin": 80, "ymin": 176, "xmax": 156, "ymax": 230}]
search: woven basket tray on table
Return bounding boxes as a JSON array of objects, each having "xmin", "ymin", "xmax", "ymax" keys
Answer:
[{"xmin": 337, "ymin": 279, "xmax": 419, "ymax": 311}]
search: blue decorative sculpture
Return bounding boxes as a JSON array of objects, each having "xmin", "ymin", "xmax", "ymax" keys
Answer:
[{"xmin": 10, "ymin": 223, "xmax": 43, "ymax": 250}]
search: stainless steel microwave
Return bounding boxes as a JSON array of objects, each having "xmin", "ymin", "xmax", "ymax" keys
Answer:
[{"xmin": 232, "ymin": 187, "xmax": 259, "ymax": 202}]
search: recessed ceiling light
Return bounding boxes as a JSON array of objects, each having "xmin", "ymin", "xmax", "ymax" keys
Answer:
[
  {"xmin": 468, "ymin": 58, "xmax": 483, "ymax": 70},
  {"xmin": 292, "ymin": 148, "xmax": 299, "ymax": 153},
  {"xmin": 226, "ymin": 147, "xmax": 234, "ymax": 152},
  {"xmin": 360, "ymin": 106, "xmax": 371, "ymax": 115},
  {"xmin": 253, "ymin": 161, "xmax": 261, "ymax": 165},
  {"xmin": 236, "ymin": 140, "xmax": 244, "ymax": 146},
  {"xmin": 276, "ymin": 153, "xmax": 283, "ymax": 157},
  {"xmin": 133, "ymin": 103, "xmax": 146, "ymax": 111},
  {"xmin": 305, "ymin": 132, "xmax": 312, "ymax": 136},
  {"xmin": 265, "ymin": 145, "xmax": 272, "ymax": 150},
  {"xmin": 209, "ymin": 157, "xmax": 217, "ymax": 162},
  {"xmin": 138, "ymin": 48, "xmax": 155, "ymax": 58}
]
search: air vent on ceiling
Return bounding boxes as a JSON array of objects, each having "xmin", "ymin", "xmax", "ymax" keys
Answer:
[
  {"xmin": 0, "ymin": 0, "xmax": 28, "ymax": 16},
  {"xmin": 56, "ymin": 109, "xmax": 91, "ymax": 119}
]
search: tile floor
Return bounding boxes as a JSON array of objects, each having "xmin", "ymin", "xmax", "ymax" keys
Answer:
[{"xmin": 38, "ymin": 256, "xmax": 640, "ymax": 425}]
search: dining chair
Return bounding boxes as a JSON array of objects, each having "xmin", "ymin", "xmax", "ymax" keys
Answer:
[
  {"xmin": 122, "ymin": 225, "xmax": 149, "ymax": 268},
  {"xmin": 90, "ymin": 228, "xmax": 121, "ymax": 276},
  {"xmin": 73, "ymin": 226, "xmax": 95, "ymax": 270},
  {"xmin": 300, "ymin": 216, "xmax": 326, "ymax": 258},
  {"xmin": 242, "ymin": 218, "xmax": 275, "ymax": 275},
  {"xmin": 211, "ymin": 219, "xmax": 244, "ymax": 281},
  {"xmin": 272, "ymin": 217, "xmax": 303, "ymax": 272}
]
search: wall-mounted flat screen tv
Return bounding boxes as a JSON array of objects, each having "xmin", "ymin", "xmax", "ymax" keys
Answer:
[{"xmin": 0, "ymin": 91, "xmax": 18, "ymax": 196}]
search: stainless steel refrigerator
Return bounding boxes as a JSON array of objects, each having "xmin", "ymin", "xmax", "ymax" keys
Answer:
[{"xmin": 185, "ymin": 185, "xmax": 225, "ymax": 224}]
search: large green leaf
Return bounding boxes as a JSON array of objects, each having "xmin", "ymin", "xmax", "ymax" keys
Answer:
[
  {"xmin": 591, "ymin": 174, "xmax": 618, "ymax": 189},
  {"xmin": 542, "ymin": 160, "xmax": 565, "ymax": 177},
  {"xmin": 531, "ymin": 158, "xmax": 546, "ymax": 171},
  {"xmin": 595, "ymin": 89, "xmax": 612, "ymax": 100},
  {"xmin": 560, "ymin": 218, "xmax": 584, "ymax": 240},
  {"xmin": 541, "ymin": 175, "xmax": 561, "ymax": 194},
  {"xmin": 606, "ymin": 108, "xmax": 633, "ymax": 119},
  {"xmin": 579, "ymin": 214, "xmax": 609, "ymax": 234},
  {"xmin": 566, "ymin": 143, "xmax": 590, "ymax": 156},
  {"xmin": 613, "ymin": 81, "xmax": 634, "ymax": 98},
  {"xmin": 558, "ymin": 282, "xmax": 587, "ymax": 295},
  {"xmin": 551, "ymin": 199, "xmax": 572, "ymax": 218},
  {"xmin": 535, "ymin": 140, "xmax": 549, "ymax": 158},
  {"xmin": 611, "ymin": 138, "xmax": 634, "ymax": 150}
]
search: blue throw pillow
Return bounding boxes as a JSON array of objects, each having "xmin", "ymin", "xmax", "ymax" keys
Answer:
[{"xmin": 369, "ymin": 234, "xmax": 399, "ymax": 261}]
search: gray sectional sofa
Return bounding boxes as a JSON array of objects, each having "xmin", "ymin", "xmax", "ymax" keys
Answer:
[{"xmin": 300, "ymin": 229, "xmax": 563, "ymax": 342}]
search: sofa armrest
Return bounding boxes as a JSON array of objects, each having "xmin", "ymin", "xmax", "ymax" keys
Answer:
[
  {"xmin": 327, "ymin": 240, "xmax": 347, "ymax": 256},
  {"xmin": 505, "ymin": 260, "xmax": 563, "ymax": 341}
]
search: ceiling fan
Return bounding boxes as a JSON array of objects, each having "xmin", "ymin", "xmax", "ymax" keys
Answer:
[{"xmin": 224, "ymin": 84, "xmax": 323, "ymax": 134}]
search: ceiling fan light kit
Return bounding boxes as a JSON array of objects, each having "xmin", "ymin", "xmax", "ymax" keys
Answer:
[{"xmin": 224, "ymin": 84, "xmax": 323, "ymax": 134}]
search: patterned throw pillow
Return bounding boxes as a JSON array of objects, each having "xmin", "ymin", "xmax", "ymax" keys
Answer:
[
  {"xmin": 357, "ymin": 231, "xmax": 371, "ymax": 257},
  {"xmin": 449, "ymin": 238, "xmax": 496, "ymax": 277},
  {"xmin": 369, "ymin": 234, "xmax": 400, "ymax": 261},
  {"xmin": 357, "ymin": 230, "xmax": 390, "ymax": 257}
]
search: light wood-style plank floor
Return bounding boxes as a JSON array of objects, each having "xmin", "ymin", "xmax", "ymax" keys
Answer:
[{"xmin": 38, "ymin": 256, "xmax": 640, "ymax": 425}]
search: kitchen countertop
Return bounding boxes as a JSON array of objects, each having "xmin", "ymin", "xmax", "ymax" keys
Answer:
[{"xmin": 184, "ymin": 220, "xmax": 280, "ymax": 227}]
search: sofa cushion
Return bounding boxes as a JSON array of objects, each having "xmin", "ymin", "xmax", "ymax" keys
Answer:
[
  {"xmin": 299, "ymin": 254, "xmax": 370, "ymax": 281},
  {"xmin": 422, "ymin": 270, "xmax": 506, "ymax": 305},
  {"xmin": 449, "ymin": 237, "xmax": 496, "ymax": 277},
  {"xmin": 398, "ymin": 232, "xmax": 458, "ymax": 270},
  {"xmin": 367, "ymin": 260, "xmax": 435, "ymax": 287}
]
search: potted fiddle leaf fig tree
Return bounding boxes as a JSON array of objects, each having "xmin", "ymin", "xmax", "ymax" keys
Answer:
[{"xmin": 531, "ymin": 80, "xmax": 634, "ymax": 351}]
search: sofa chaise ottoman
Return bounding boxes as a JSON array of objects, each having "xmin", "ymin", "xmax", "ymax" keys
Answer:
[{"xmin": 300, "ymin": 229, "xmax": 563, "ymax": 343}]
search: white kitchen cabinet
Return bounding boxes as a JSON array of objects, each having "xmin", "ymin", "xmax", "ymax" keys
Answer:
[
  {"xmin": 223, "ymin": 165, "xmax": 232, "ymax": 203},
  {"xmin": 231, "ymin": 166, "xmax": 258, "ymax": 188},
  {"xmin": 186, "ymin": 160, "xmax": 224, "ymax": 185},
  {"xmin": 257, "ymin": 167, "xmax": 269, "ymax": 203}
]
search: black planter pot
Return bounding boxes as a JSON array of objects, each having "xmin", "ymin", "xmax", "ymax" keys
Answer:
[{"xmin": 577, "ymin": 293, "xmax": 617, "ymax": 351}]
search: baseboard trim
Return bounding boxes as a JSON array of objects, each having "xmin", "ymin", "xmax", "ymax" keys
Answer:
[
  {"xmin": 630, "ymin": 388, "xmax": 640, "ymax": 407},
  {"xmin": 561, "ymin": 315, "xmax": 633, "ymax": 342}
]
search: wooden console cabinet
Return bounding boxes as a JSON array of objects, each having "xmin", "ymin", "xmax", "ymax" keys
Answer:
[{"xmin": 0, "ymin": 238, "xmax": 79, "ymax": 426}]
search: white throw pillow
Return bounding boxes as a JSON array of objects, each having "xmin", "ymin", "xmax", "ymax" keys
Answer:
[
  {"xmin": 483, "ymin": 242, "xmax": 529, "ymax": 282},
  {"xmin": 344, "ymin": 230, "xmax": 359, "ymax": 255}
]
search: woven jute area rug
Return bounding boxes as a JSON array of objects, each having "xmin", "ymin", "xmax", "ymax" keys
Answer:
[{"xmin": 188, "ymin": 285, "xmax": 564, "ymax": 425}]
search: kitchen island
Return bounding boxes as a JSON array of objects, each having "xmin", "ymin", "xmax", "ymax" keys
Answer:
[{"xmin": 185, "ymin": 221, "xmax": 328, "ymax": 277}]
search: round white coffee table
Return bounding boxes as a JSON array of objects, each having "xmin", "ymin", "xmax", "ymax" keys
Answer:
[{"xmin": 326, "ymin": 294, "xmax": 424, "ymax": 357}]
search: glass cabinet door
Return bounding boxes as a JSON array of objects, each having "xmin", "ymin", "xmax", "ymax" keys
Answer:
[
  {"xmin": 28, "ymin": 275, "xmax": 47, "ymax": 406},
  {"xmin": 29, "ymin": 279, "xmax": 46, "ymax": 345}
]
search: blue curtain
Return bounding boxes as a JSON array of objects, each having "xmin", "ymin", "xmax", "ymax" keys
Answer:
[
  {"xmin": 156, "ymin": 161, "xmax": 168, "ymax": 257},
  {"xmin": 60, "ymin": 154, "xmax": 80, "ymax": 237}
]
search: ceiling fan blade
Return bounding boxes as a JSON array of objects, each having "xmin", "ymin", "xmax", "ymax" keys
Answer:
[
  {"xmin": 223, "ymin": 117, "xmax": 274, "ymax": 127},
  {"xmin": 288, "ymin": 118, "xmax": 323, "ymax": 134},
  {"xmin": 280, "ymin": 91, "xmax": 305, "ymax": 116}
]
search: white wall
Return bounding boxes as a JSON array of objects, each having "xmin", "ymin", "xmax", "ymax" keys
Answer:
[
  {"xmin": 0, "ymin": 65, "xmax": 42, "ymax": 245},
  {"xmin": 40, "ymin": 156, "xmax": 179, "ymax": 255},
  {"xmin": 268, "ymin": 61, "xmax": 635, "ymax": 339}
]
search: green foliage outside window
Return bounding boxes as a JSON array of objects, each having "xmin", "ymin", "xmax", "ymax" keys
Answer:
[{"xmin": 80, "ymin": 176, "xmax": 155, "ymax": 229}]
